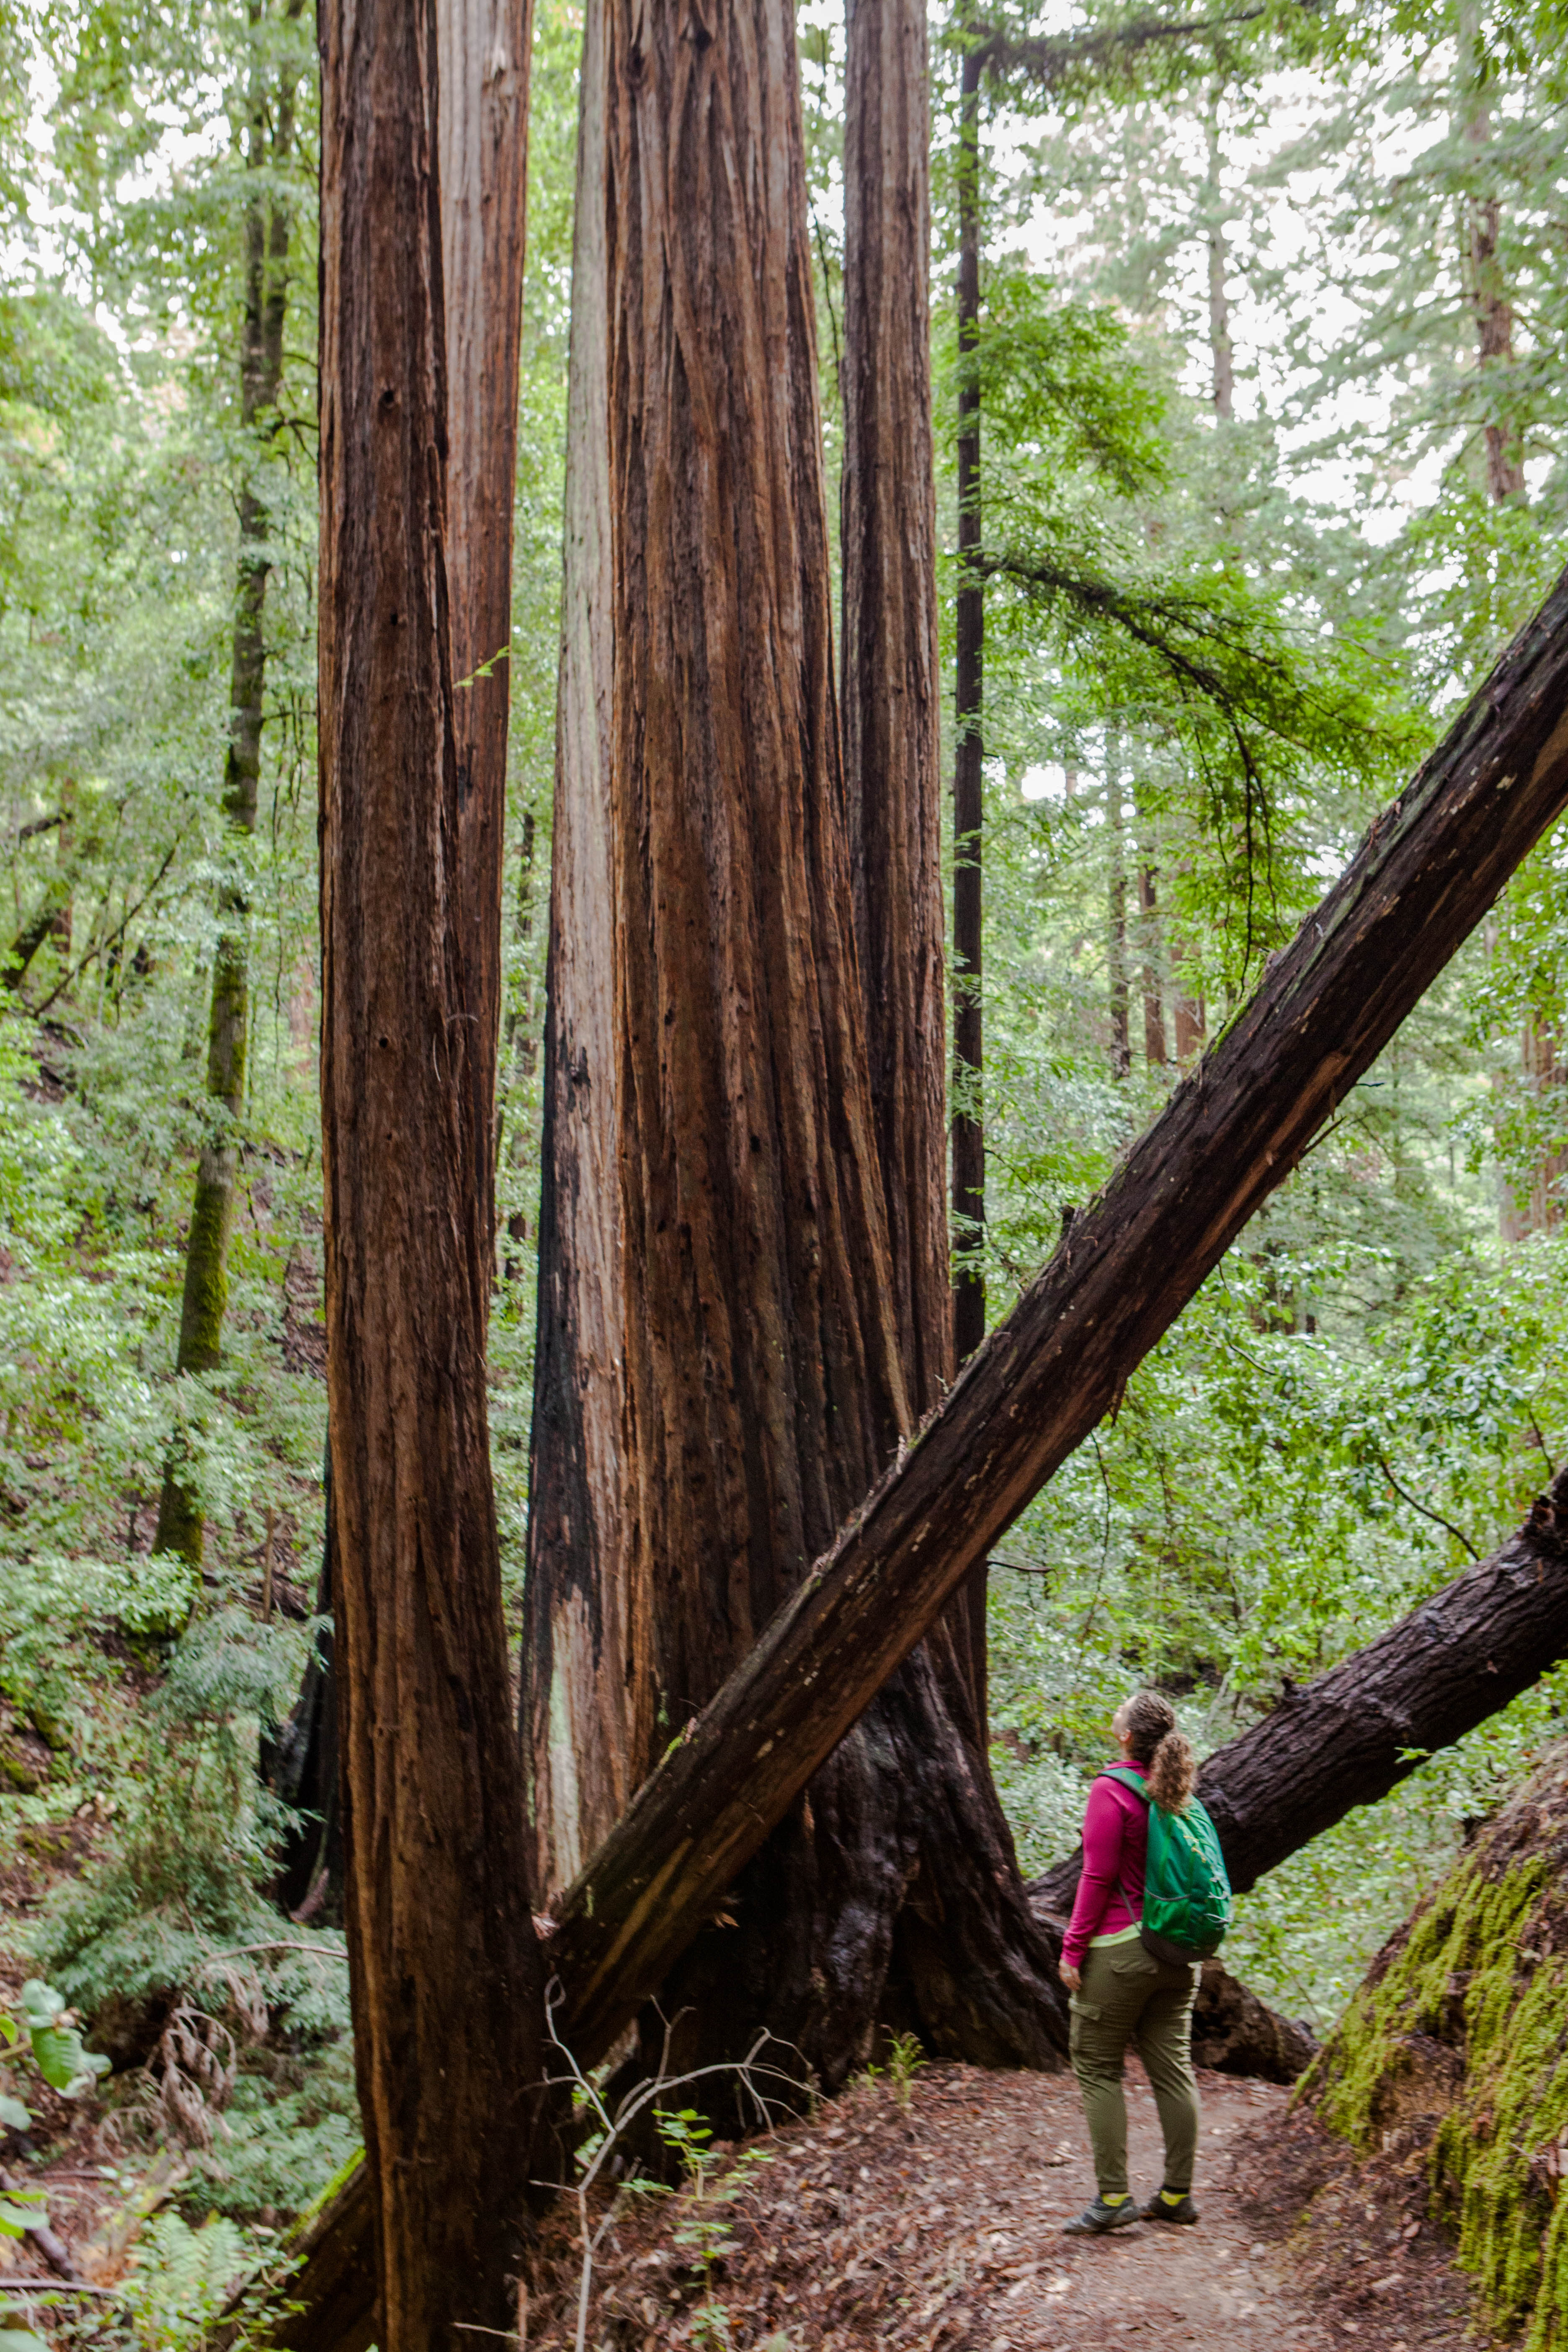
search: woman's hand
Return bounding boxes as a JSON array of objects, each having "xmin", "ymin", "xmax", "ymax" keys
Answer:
[{"xmin": 1058, "ymin": 1960, "xmax": 1081, "ymax": 1992}]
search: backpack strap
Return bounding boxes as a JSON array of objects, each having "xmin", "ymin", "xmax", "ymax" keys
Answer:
[{"xmin": 1097, "ymin": 1768, "xmax": 1149, "ymax": 1929}]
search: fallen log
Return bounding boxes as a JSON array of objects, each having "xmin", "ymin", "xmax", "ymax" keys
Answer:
[
  {"xmin": 275, "ymin": 578, "xmax": 1568, "ymax": 2349},
  {"xmin": 1034, "ymin": 1467, "xmax": 1568, "ymax": 1914}
]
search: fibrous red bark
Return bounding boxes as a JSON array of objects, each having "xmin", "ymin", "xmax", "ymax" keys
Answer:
[
  {"xmin": 317, "ymin": 0, "xmax": 544, "ymax": 2330},
  {"xmin": 439, "ymin": 0, "xmax": 535, "ymax": 1267},
  {"xmin": 951, "ymin": 34, "xmax": 985, "ymax": 1371},
  {"xmin": 521, "ymin": 0, "xmax": 629, "ymax": 1895}
]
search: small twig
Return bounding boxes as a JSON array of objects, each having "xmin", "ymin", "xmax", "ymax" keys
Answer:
[
  {"xmin": 194, "ymin": 1940, "xmax": 348, "ymax": 1968},
  {"xmin": 0, "ymin": 2280, "xmax": 120, "ymax": 2295},
  {"xmin": 1373, "ymin": 1450, "xmax": 1480, "ymax": 1562},
  {"xmin": 541, "ymin": 1983, "xmax": 799, "ymax": 2352}
]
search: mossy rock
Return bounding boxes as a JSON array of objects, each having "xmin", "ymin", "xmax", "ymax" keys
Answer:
[
  {"xmin": 1303, "ymin": 1739, "xmax": 1568, "ymax": 2349},
  {"xmin": 0, "ymin": 1740, "xmax": 42, "ymax": 1792}
]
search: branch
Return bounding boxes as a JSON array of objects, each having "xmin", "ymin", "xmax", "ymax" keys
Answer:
[
  {"xmin": 1372, "ymin": 1449, "xmax": 1481, "ymax": 1563},
  {"xmin": 973, "ymin": 5, "xmax": 1265, "ymax": 88},
  {"xmin": 28, "ymin": 837, "xmax": 184, "ymax": 1019}
]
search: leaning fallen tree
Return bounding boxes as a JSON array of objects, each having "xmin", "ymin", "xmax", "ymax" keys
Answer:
[
  {"xmin": 276, "ymin": 574, "xmax": 1568, "ymax": 2349},
  {"xmin": 548, "ymin": 564, "xmax": 1568, "ymax": 2058},
  {"xmin": 1034, "ymin": 1466, "xmax": 1568, "ymax": 1915}
]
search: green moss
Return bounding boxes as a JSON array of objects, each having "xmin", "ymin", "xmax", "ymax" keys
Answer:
[
  {"xmin": 177, "ymin": 1172, "xmax": 236, "ymax": 1374},
  {"xmin": 1309, "ymin": 1850, "xmax": 1568, "ymax": 2347}
]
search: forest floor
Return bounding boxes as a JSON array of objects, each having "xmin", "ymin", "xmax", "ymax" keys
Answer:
[
  {"xmin": 0, "ymin": 1819, "xmax": 1485, "ymax": 2352},
  {"xmin": 520, "ymin": 2058, "xmax": 1487, "ymax": 2352}
]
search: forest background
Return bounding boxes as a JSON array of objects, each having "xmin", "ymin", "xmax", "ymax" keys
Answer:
[{"xmin": 1, "ymin": 0, "xmax": 1567, "ymax": 2257}]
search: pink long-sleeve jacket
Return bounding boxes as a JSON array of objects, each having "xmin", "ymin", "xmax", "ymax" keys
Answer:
[{"xmin": 1061, "ymin": 1759, "xmax": 1149, "ymax": 1970}]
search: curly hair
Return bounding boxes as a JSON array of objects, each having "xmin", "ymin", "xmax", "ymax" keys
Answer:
[{"xmin": 1119, "ymin": 1689, "xmax": 1197, "ymax": 1814}]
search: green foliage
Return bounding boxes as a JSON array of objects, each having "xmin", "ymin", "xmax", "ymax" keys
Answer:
[
  {"xmin": 115, "ymin": 2211, "xmax": 254, "ymax": 2350},
  {"xmin": 655, "ymin": 2108, "xmax": 776, "ymax": 2349}
]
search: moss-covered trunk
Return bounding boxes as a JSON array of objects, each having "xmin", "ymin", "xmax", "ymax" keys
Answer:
[{"xmin": 155, "ymin": 28, "xmax": 300, "ymax": 1569}]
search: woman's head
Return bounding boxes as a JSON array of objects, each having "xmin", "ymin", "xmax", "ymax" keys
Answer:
[{"xmin": 1114, "ymin": 1689, "xmax": 1196, "ymax": 1814}]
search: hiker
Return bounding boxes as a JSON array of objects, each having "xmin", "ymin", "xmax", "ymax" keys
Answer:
[{"xmin": 1057, "ymin": 1689, "xmax": 1210, "ymax": 2236}]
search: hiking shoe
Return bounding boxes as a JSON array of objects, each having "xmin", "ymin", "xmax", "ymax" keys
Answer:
[
  {"xmin": 1141, "ymin": 2190, "xmax": 1199, "ymax": 2225},
  {"xmin": 1061, "ymin": 2195, "xmax": 1140, "ymax": 2236}
]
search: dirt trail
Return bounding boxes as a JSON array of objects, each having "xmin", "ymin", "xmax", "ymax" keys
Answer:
[{"xmin": 536, "ymin": 2058, "xmax": 1478, "ymax": 2350}]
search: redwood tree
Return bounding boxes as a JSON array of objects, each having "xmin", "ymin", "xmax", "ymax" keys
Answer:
[
  {"xmin": 841, "ymin": 0, "xmax": 986, "ymax": 1722},
  {"xmin": 520, "ymin": 0, "xmax": 629, "ymax": 1892},
  {"xmin": 318, "ymin": 0, "xmax": 543, "ymax": 2333},
  {"xmin": 521, "ymin": 0, "xmax": 1063, "ymax": 2096}
]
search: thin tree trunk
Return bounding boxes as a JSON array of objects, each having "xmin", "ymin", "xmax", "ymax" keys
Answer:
[
  {"xmin": 155, "ymin": 18, "xmax": 300, "ymax": 1567},
  {"xmin": 273, "ymin": 563, "xmax": 1568, "ymax": 2352},
  {"xmin": 1137, "ymin": 795, "xmax": 1166, "ymax": 1068},
  {"xmin": 1034, "ymin": 1466, "xmax": 1568, "ymax": 1910},
  {"xmin": 260, "ymin": 1450, "xmax": 343, "ymax": 1923},
  {"xmin": 1106, "ymin": 736, "xmax": 1130, "ymax": 1077},
  {"xmin": 520, "ymin": 0, "xmax": 630, "ymax": 1895},
  {"xmin": 1204, "ymin": 94, "xmax": 1233, "ymax": 424},
  {"xmin": 1455, "ymin": 5, "xmax": 1555, "ymax": 1239},
  {"xmin": 841, "ymin": 0, "xmax": 949, "ymax": 1430},
  {"xmin": 842, "ymin": 0, "xmax": 984, "ymax": 1722},
  {"xmin": 438, "ymin": 0, "xmax": 534, "ymax": 1277},
  {"xmin": 1459, "ymin": 1, "xmax": 1523, "ymax": 505},
  {"xmin": 317, "ymin": 0, "xmax": 544, "ymax": 2327},
  {"xmin": 952, "ymin": 36, "xmax": 985, "ymax": 1366}
]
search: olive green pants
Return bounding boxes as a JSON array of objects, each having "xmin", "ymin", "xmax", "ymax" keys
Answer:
[{"xmin": 1068, "ymin": 1937, "xmax": 1201, "ymax": 2200}]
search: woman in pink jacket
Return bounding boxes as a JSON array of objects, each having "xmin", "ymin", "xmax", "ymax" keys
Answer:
[{"xmin": 1057, "ymin": 1689, "xmax": 1202, "ymax": 2236}]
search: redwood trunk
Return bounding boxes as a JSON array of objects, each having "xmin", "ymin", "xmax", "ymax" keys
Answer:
[
  {"xmin": 841, "ymin": 0, "xmax": 985, "ymax": 1724},
  {"xmin": 597, "ymin": 0, "xmax": 928, "ymax": 2092},
  {"xmin": 841, "ymin": 0, "xmax": 949, "ymax": 1424},
  {"xmin": 439, "ymin": 0, "xmax": 534, "ymax": 1267},
  {"xmin": 1034, "ymin": 1466, "xmax": 1568, "ymax": 1911},
  {"xmin": 951, "ymin": 37, "xmax": 985, "ymax": 1367},
  {"xmin": 317, "ymin": 0, "xmax": 543, "ymax": 2332},
  {"xmin": 521, "ymin": 0, "xmax": 629, "ymax": 1893}
]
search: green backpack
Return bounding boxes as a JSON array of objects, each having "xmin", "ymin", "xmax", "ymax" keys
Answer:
[{"xmin": 1102, "ymin": 1765, "xmax": 1233, "ymax": 1965}]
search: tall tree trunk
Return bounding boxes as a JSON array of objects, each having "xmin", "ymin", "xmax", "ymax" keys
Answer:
[
  {"xmin": 1455, "ymin": 6, "xmax": 1556, "ymax": 1240},
  {"xmin": 1204, "ymin": 91, "xmax": 1233, "ymax": 424},
  {"xmin": 438, "ymin": 0, "xmax": 534, "ymax": 1274},
  {"xmin": 155, "ymin": 18, "xmax": 299, "ymax": 1568},
  {"xmin": 317, "ymin": 0, "xmax": 544, "ymax": 2328},
  {"xmin": 271, "ymin": 567, "xmax": 1568, "ymax": 2352},
  {"xmin": 520, "ymin": 0, "xmax": 629, "ymax": 1895},
  {"xmin": 1106, "ymin": 735, "xmax": 1130, "ymax": 1078},
  {"xmin": 1138, "ymin": 836, "xmax": 1166, "ymax": 1067},
  {"xmin": 1459, "ymin": 1, "xmax": 1523, "ymax": 506},
  {"xmin": 952, "ymin": 36, "xmax": 985, "ymax": 1366},
  {"xmin": 841, "ymin": 0, "xmax": 949, "ymax": 1429},
  {"xmin": 842, "ymin": 0, "xmax": 985, "ymax": 1722},
  {"xmin": 582, "ymin": 0, "xmax": 1057, "ymax": 2103}
]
